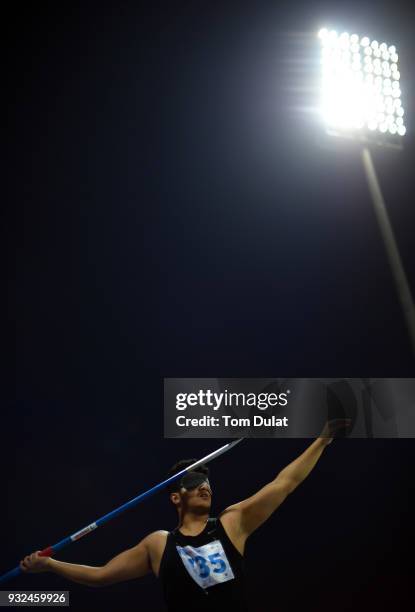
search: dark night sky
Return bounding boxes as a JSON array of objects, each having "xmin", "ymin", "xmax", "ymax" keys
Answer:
[{"xmin": 7, "ymin": 1, "xmax": 415, "ymax": 610}]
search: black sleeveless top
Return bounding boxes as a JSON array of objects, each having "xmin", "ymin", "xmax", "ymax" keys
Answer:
[{"xmin": 158, "ymin": 517, "xmax": 247, "ymax": 611}]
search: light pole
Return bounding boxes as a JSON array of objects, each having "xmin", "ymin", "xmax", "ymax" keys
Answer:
[{"xmin": 317, "ymin": 28, "xmax": 415, "ymax": 356}]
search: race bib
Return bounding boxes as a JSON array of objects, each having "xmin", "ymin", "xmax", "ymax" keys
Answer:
[{"xmin": 176, "ymin": 539, "xmax": 235, "ymax": 589}]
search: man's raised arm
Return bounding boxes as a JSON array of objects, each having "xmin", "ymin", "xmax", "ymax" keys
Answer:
[{"xmin": 220, "ymin": 419, "xmax": 350, "ymax": 539}]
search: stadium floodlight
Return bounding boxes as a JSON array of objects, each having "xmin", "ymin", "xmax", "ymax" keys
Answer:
[
  {"xmin": 318, "ymin": 28, "xmax": 406, "ymax": 138},
  {"xmin": 317, "ymin": 28, "xmax": 415, "ymax": 355}
]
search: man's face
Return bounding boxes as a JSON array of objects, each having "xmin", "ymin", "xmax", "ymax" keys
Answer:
[
  {"xmin": 181, "ymin": 480, "xmax": 212, "ymax": 510},
  {"xmin": 172, "ymin": 478, "xmax": 213, "ymax": 512}
]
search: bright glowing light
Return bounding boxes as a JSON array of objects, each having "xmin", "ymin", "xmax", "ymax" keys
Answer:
[{"xmin": 318, "ymin": 29, "xmax": 406, "ymax": 137}]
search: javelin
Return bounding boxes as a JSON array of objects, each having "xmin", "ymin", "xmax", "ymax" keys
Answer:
[{"xmin": 0, "ymin": 438, "xmax": 244, "ymax": 584}]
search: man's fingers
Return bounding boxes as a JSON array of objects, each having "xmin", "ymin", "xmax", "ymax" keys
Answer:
[{"xmin": 329, "ymin": 419, "xmax": 352, "ymax": 432}]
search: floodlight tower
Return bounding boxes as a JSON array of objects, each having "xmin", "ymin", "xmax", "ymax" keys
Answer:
[{"xmin": 317, "ymin": 28, "xmax": 415, "ymax": 356}]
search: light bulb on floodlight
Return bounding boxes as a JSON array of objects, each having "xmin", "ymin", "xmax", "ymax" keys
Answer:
[{"xmin": 318, "ymin": 28, "xmax": 406, "ymax": 138}]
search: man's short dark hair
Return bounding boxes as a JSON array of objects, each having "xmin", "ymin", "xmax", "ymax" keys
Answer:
[{"xmin": 166, "ymin": 459, "xmax": 210, "ymax": 494}]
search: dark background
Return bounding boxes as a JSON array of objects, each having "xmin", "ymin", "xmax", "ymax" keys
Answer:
[{"xmin": 8, "ymin": 1, "xmax": 415, "ymax": 610}]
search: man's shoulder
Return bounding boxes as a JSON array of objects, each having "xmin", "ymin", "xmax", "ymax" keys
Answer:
[
  {"xmin": 141, "ymin": 530, "xmax": 169, "ymax": 556},
  {"xmin": 147, "ymin": 529, "xmax": 170, "ymax": 541}
]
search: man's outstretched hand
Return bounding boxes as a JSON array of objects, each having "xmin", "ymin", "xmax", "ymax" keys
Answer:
[
  {"xmin": 319, "ymin": 418, "xmax": 352, "ymax": 445},
  {"xmin": 20, "ymin": 551, "xmax": 51, "ymax": 573}
]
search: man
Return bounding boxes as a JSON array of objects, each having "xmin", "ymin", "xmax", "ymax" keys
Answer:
[{"xmin": 21, "ymin": 423, "xmax": 347, "ymax": 610}]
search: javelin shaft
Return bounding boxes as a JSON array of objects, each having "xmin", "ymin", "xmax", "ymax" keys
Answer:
[{"xmin": 0, "ymin": 439, "xmax": 243, "ymax": 585}]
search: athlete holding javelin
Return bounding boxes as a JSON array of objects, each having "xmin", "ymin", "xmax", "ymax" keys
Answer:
[{"xmin": 20, "ymin": 421, "xmax": 349, "ymax": 611}]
